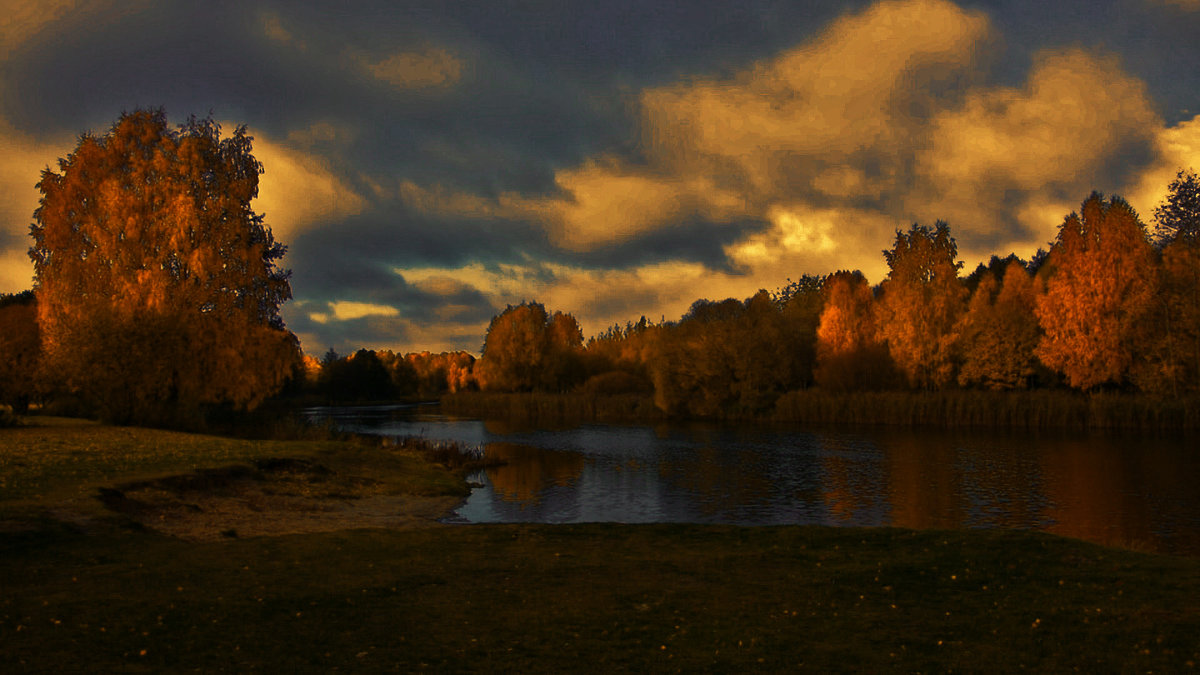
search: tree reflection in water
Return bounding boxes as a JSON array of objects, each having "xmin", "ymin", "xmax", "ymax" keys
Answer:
[{"xmin": 306, "ymin": 405, "xmax": 1200, "ymax": 556}]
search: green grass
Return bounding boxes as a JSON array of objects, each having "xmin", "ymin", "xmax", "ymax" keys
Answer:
[{"xmin": 3, "ymin": 418, "xmax": 1200, "ymax": 672}]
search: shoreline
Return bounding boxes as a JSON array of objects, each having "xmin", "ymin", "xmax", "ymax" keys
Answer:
[{"xmin": 440, "ymin": 389, "xmax": 1200, "ymax": 433}]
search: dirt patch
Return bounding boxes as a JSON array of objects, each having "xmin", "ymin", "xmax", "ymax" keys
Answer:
[{"xmin": 93, "ymin": 457, "xmax": 465, "ymax": 542}]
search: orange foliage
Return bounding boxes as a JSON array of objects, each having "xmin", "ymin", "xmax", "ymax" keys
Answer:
[
  {"xmin": 814, "ymin": 271, "xmax": 893, "ymax": 391},
  {"xmin": 29, "ymin": 110, "xmax": 297, "ymax": 423},
  {"xmin": 476, "ymin": 302, "xmax": 584, "ymax": 392},
  {"xmin": 957, "ymin": 260, "xmax": 1041, "ymax": 390},
  {"xmin": 876, "ymin": 222, "xmax": 966, "ymax": 389},
  {"xmin": 1035, "ymin": 194, "xmax": 1156, "ymax": 390}
]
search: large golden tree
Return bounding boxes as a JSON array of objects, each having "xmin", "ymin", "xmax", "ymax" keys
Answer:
[
  {"xmin": 1034, "ymin": 193, "xmax": 1156, "ymax": 390},
  {"xmin": 29, "ymin": 109, "xmax": 298, "ymax": 423}
]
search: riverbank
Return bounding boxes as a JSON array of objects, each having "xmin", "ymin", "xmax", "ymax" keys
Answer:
[
  {"xmin": 0, "ymin": 416, "xmax": 471, "ymax": 538},
  {"xmin": 442, "ymin": 389, "xmax": 1200, "ymax": 432},
  {"xmin": 3, "ymin": 418, "xmax": 1199, "ymax": 671}
]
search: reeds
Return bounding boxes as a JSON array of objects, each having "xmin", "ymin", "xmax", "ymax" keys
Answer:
[
  {"xmin": 772, "ymin": 389, "xmax": 1200, "ymax": 432},
  {"xmin": 444, "ymin": 389, "xmax": 1199, "ymax": 432}
]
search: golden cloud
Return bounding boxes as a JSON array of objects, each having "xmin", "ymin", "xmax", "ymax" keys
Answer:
[
  {"xmin": 251, "ymin": 134, "xmax": 367, "ymax": 244},
  {"xmin": 309, "ymin": 301, "xmax": 400, "ymax": 325},
  {"xmin": 0, "ymin": 248, "xmax": 34, "ymax": 293},
  {"xmin": 366, "ymin": 48, "xmax": 465, "ymax": 90},
  {"xmin": 521, "ymin": 163, "xmax": 746, "ymax": 250},
  {"xmin": 642, "ymin": 0, "xmax": 991, "ymax": 194},
  {"xmin": 508, "ymin": 0, "xmax": 990, "ymax": 255},
  {"xmin": 0, "ymin": 119, "xmax": 78, "ymax": 293},
  {"xmin": 913, "ymin": 49, "xmax": 1160, "ymax": 240},
  {"xmin": 0, "ymin": 0, "xmax": 82, "ymax": 58},
  {"xmin": 1124, "ymin": 114, "xmax": 1200, "ymax": 222}
]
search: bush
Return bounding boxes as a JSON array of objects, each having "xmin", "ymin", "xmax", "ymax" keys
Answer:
[
  {"xmin": 0, "ymin": 404, "xmax": 17, "ymax": 428},
  {"xmin": 577, "ymin": 371, "xmax": 654, "ymax": 396}
]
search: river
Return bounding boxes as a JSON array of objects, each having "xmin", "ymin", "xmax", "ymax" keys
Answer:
[{"xmin": 305, "ymin": 403, "xmax": 1200, "ymax": 556}]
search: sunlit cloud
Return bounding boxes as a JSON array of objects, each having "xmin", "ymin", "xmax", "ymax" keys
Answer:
[
  {"xmin": 362, "ymin": 47, "xmax": 465, "ymax": 90},
  {"xmin": 640, "ymin": 0, "xmax": 991, "ymax": 195},
  {"xmin": 511, "ymin": 163, "xmax": 748, "ymax": 250},
  {"xmin": 250, "ymin": 134, "xmax": 367, "ymax": 245},
  {"xmin": 309, "ymin": 301, "xmax": 400, "ymax": 325},
  {"xmin": 1124, "ymin": 114, "xmax": 1200, "ymax": 223},
  {"xmin": 912, "ymin": 48, "xmax": 1160, "ymax": 246},
  {"xmin": 0, "ymin": 248, "xmax": 34, "ymax": 292},
  {"xmin": 0, "ymin": 0, "xmax": 81, "ymax": 57},
  {"xmin": 259, "ymin": 10, "xmax": 302, "ymax": 49},
  {"xmin": 381, "ymin": 0, "xmax": 1179, "ymax": 319},
  {"xmin": 0, "ymin": 120, "xmax": 76, "ymax": 293}
]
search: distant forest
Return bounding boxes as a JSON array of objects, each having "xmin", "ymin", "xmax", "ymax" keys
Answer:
[{"xmin": 280, "ymin": 173, "xmax": 1200, "ymax": 417}]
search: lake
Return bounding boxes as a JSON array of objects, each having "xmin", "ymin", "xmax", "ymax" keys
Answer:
[{"xmin": 305, "ymin": 403, "xmax": 1200, "ymax": 556}]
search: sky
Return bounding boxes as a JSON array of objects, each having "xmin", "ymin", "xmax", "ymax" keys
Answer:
[{"xmin": 2, "ymin": 0, "xmax": 1199, "ymax": 356}]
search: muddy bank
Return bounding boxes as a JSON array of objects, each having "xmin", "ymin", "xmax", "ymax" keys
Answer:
[{"xmin": 95, "ymin": 457, "xmax": 463, "ymax": 541}]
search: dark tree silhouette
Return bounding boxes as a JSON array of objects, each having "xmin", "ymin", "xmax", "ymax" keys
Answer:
[{"xmin": 1153, "ymin": 168, "xmax": 1200, "ymax": 247}]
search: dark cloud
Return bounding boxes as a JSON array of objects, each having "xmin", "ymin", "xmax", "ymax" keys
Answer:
[
  {"xmin": 565, "ymin": 217, "xmax": 767, "ymax": 273},
  {"xmin": 974, "ymin": 0, "xmax": 1200, "ymax": 124},
  {"xmin": 284, "ymin": 310, "xmax": 411, "ymax": 355},
  {"xmin": 286, "ymin": 207, "xmax": 550, "ymax": 277}
]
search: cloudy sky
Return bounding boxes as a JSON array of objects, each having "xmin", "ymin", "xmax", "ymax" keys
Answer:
[{"xmin": 2, "ymin": 0, "xmax": 1199, "ymax": 355}]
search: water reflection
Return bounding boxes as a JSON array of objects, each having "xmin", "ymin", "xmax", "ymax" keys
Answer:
[
  {"xmin": 483, "ymin": 442, "xmax": 585, "ymax": 505},
  {"xmin": 304, "ymin": 405, "xmax": 1200, "ymax": 555}
]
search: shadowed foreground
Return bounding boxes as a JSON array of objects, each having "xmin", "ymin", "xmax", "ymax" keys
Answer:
[
  {"xmin": 4, "ymin": 523, "xmax": 1200, "ymax": 672},
  {"xmin": 2, "ymin": 419, "xmax": 1198, "ymax": 672}
]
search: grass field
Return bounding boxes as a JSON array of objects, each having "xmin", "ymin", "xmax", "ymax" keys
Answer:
[{"xmin": 3, "ymin": 417, "xmax": 1199, "ymax": 672}]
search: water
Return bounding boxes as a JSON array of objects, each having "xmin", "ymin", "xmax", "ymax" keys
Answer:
[{"xmin": 306, "ymin": 403, "xmax": 1200, "ymax": 556}]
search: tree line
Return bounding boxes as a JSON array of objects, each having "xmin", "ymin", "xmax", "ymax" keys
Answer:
[
  {"xmin": 464, "ymin": 171, "xmax": 1200, "ymax": 418},
  {"xmin": 300, "ymin": 348, "xmax": 475, "ymax": 404}
]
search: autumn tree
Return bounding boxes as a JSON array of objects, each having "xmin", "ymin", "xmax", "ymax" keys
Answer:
[
  {"xmin": 475, "ymin": 302, "xmax": 584, "ymax": 392},
  {"xmin": 957, "ymin": 260, "xmax": 1042, "ymax": 390},
  {"xmin": 29, "ymin": 109, "xmax": 298, "ymax": 424},
  {"xmin": 1141, "ymin": 170, "xmax": 1200, "ymax": 394},
  {"xmin": 404, "ymin": 350, "xmax": 477, "ymax": 395},
  {"xmin": 876, "ymin": 222, "xmax": 967, "ymax": 389},
  {"xmin": 0, "ymin": 291, "xmax": 40, "ymax": 412},
  {"xmin": 776, "ymin": 274, "xmax": 825, "ymax": 389},
  {"xmin": 1152, "ymin": 168, "xmax": 1200, "ymax": 247},
  {"xmin": 813, "ymin": 271, "xmax": 894, "ymax": 391},
  {"xmin": 1035, "ymin": 193, "xmax": 1157, "ymax": 390}
]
